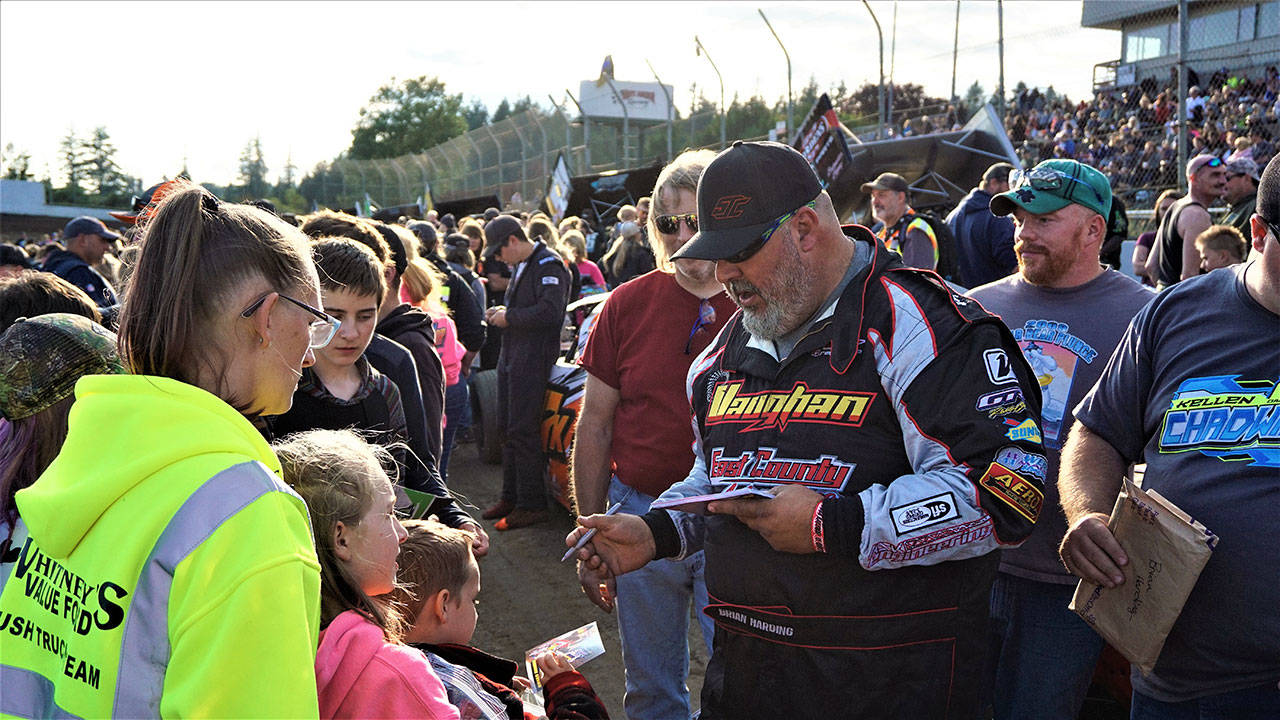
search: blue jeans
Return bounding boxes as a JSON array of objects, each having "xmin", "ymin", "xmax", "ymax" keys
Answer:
[
  {"xmin": 610, "ymin": 477, "xmax": 715, "ymax": 720},
  {"xmin": 987, "ymin": 572, "xmax": 1105, "ymax": 720},
  {"xmin": 440, "ymin": 380, "xmax": 469, "ymax": 481},
  {"xmin": 1131, "ymin": 684, "xmax": 1280, "ymax": 720}
]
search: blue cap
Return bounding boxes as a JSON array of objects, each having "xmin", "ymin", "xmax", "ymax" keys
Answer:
[{"xmin": 62, "ymin": 216, "xmax": 121, "ymax": 242}]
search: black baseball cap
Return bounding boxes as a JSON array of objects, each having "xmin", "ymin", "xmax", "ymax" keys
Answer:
[
  {"xmin": 483, "ymin": 215, "xmax": 526, "ymax": 261},
  {"xmin": 671, "ymin": 141, "xmax": 821, "ymax": 261}
]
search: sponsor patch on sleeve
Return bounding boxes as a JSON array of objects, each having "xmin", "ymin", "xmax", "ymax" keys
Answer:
[
  {"xmin": 538, "ymin": 255, "xmax": 558, "ymax": 264},
  {"xmin": 1003, "ymin": 418, "xmax": 1042, "ymax": 444},
  {"xmin": 993, "ymin": 445, "xmax": 1048, "ymax": 481},
  {"xmin": 541, "ymin": 276, "xmax": 560, "ymax": 285},
  {"xmin": 978, "ymin": 461, "xmax": 1043, "ymax": 522},
  {"xmin": 890, "ymin": 492, "xmax": 960, "ymax": 536},
  {"xmin": 983, "ymin": 348, "xmax": 1017, "ymax": 385}
]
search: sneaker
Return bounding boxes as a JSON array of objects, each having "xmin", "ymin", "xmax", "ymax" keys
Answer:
[
  {"xmin": 494, "ymin": 508, "xmax": 549, "ymax": 531},
  {"xmin": 481, "ymin": 499, "xmax": 515, "ymax": 520}
]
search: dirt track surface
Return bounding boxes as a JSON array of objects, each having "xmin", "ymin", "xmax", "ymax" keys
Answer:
[{"xmin": 447, "ymin": 443, "xmax": 708, "ymax": 717}]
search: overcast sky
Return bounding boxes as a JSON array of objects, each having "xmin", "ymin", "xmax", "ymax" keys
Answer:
[{"xmin": 1, "ymin": 1, "xmax": 1119, "ymax": 188}]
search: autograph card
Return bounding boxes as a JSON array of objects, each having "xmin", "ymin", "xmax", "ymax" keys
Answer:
[
  {"xmin": 524, "ymin": 621, "xmax": 606, "ymax": 692},
  {"xmin": 649, "ymin": 486, "xmax": 776, "ymax": 515}
]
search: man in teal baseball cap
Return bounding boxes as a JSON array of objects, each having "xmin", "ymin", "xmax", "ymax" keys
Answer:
[
  {"xmin": 987, "ymin": 159, "xmax": 1114, "ymax": 287},
  {"xmin": 967, "ymin": 156, "xmax": 1153, "ymax": 720},
  {"xmin": 990, "ymin": 159, "xmax": 1112, "ymax": 221}
]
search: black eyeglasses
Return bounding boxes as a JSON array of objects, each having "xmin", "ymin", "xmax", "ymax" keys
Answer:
[
  {"xmin": 1009, "ymin": 168, "xmax": 1105, "ymax": 205},
  {"xmin": 684, "ymin": 299, "xmax": 717, "ymax": 355},
  {"xmin": 655, "ymin": 213, "xmax": 698, "ymax": 235},
  {"xmin": 240, "ymin": 292, "xmax": 341, "ymax": 349},
  {"xmin": 721, "ymin": 200, "xmax": 817, "ymax": 265}
]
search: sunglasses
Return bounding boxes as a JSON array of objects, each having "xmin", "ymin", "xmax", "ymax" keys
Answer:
[
  {"xmin": 241, "ymin": 292, "xmax": 341, "ymax": 349},
  {"xmin": 1009, "ymin": 167, "xmax": 1105, "ymax": 205},
  {"xmin": 721, "ymin": 200, "xmax": 818, "ymax": 265},
  {"xmin": 655, "ymin": 213, "xmax": 698, "ymax": 235},
  {"xmin": 684, "ymin": 298, "xmax": 717, "ymax": 355}
]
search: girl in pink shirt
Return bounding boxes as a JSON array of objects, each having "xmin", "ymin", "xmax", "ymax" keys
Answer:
[
  {"xmin": 274, "ymin": 429, "xmax": 460, "ymax": 720},
  {"xmin": 402, "ymin": 258, "xmax": 466, "ymax": 385}
]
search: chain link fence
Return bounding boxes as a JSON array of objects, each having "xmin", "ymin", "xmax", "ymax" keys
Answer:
[{"xmin": 305, "ymin": 1, "xmax": 1277, "ymax": 225}]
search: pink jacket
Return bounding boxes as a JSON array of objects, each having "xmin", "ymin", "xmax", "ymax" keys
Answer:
[{"xmin": 316, "ymin": 610, "xmax": 461, "ymax": 720}]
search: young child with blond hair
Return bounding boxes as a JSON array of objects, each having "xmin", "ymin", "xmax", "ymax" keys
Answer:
[{"xmin": 392, "ymin": 520, "xmax": 610, "ymax": 720}]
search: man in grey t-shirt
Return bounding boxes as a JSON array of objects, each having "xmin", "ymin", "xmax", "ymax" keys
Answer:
[
  {"xmin": 968, "ymin": 159, "xmax": 1154, "ymax": 720},
  {"xmin": 1061, "ymin": 156, "xmax": 1280, "ymax": 715}
]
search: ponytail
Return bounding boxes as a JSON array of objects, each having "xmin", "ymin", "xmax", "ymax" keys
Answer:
[{"xmin": 119, "ymin": 181, "xmax": 314, "ymax": 410}]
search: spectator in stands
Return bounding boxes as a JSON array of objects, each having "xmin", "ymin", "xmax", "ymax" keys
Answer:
[
  {"xmin": 0, "ymin": 184, "xmax": 325, "ymax": 717},
  {"xmin": 1133, "ymin": 188, "xmax": 1179, "ymax": 286},
  {"xmin": 273, "ymin": 429, "xmax": 458, "ymax": 720},
  {"xmin": 1222, "ymin": 157, "xmax": 1261, "ymax": 235},
  {"xmin": 480, "ymin": 215, "xmax": 570, "ymax": 530},
  {"xmin": 393, "ymin": 520, "xmax": 612, "ymax": 719},
  {"xmin": 947, "ymin": 162, "xmax": 1017, "ymax": 287},
  {"xmin": 0, "ymin": 314, "xmax": 125, "ymax": 580},
  {"xmin": 0, "ymin": 270, "xmax": 100, "ymax": 331},
  {"xmin": 1194, "ymin": 224, "xmax": 1249, "ymax": 272},
  {"xmin": 1150, "ymin": 155, "xmax": 1226, "ymax": 287},
  {"xmin": 41, "ymin": 216, "xmax": 120, "ymax": 308},
  {"xmin": 572, "ymin": 148, "xmax": 732, "ymax": 719},
  {"xmin": 968, "ymin": 159, "xmax": 1153, "ymax": 720},
  {"xmin": 862, "ymin": 172, "xmax": 938, "ymax": 270}
]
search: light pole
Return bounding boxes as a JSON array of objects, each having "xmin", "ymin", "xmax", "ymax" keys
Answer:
[
  {"xmin": 861, "ymin": 0, "xmax": 886, "ymax": 140},
  {"xmin": 951, "ymin": 0, "xmax": 960, "ymax": 103},
  {"xmin": 758, "ymin": 9, "xmax": 793, "ymax": 139},
  {"xmin": 565, "ymin": 89, "xmax": 591, "ymax": 170},
  {"xmin": 695, "ymin": 35, "xmax": 727, "ymax": 149},
  {"xmin": 603, "ymin": 75, "xmax": 630, "ymax": 168},
  {"xmin": 646, "ymin": 59, "xmax": 674, "ymax": 160}
]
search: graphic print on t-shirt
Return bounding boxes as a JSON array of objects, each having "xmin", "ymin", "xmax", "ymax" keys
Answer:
[
  {"xmin": 1012, "ymin": 320, "xmax": 1099, "ymax": 449},
  {"xmin": 1158, "ymin": 375, "xmax": 1280, "ymax": 467}
]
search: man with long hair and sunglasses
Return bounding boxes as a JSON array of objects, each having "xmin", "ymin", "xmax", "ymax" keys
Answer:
[
  {"xmin": 1149, "ymin": 154, "xmax": 1226, "ymax": 287},
  {"xmin": 568, "ymin": 141, "xmax": 1044, "ymax": 719},
  {"xmin": 571, "ymin": 149, "xmax": 735, "ymax": 720},
  {"xmin": 1059, "ymin": 155, "xmax": 1280, "ymax": 717}
]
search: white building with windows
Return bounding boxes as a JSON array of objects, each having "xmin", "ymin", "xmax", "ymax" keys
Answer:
[{"xmin": 1083, "ymin": 1, "xmax": 1278, "ymax": 90}]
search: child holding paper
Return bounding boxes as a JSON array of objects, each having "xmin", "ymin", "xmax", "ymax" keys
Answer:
[{"xmin": 391, "ymin": 519, "xmax": 610, "ymax": 720}]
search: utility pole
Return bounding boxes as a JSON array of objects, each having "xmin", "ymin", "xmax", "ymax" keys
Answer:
[
  {"xmin": 1177, "ymin": 0, "xmax": 1189, "ymax": 192},
  {"xmin": 997, "ymin": 0, "xmax": 1006, "ymax": 114},
  {"xmin": 861, "ymin": 0, "xmax": 885, "ymax": 140},
  {"xmin": 889, "ymin": 1, "xmax": 898, "ymax": 132},
  {"xmin": 695, "ymin": 35, "xmax": 727, "ymax": 149},
  {"xmin": 759, "ymin": 9, "xmax": 793, "ymax": 139},
  {"xmin": 603, "ymin": 76, "xmax": 630, "ymax": 168},
  {"xmin": 565, "ymin": 89, "xmax": 591, "ymax": 169},
  {"xmin": 646, "ymin": 60, "xmax": 674, "ymax": 160},
  {"xmin": 951, "ymin": 0, "xmax": 960, "ymax": 102}
]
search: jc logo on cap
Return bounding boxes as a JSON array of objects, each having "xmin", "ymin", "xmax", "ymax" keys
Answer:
[{"xmin": 711, "ymin": 194, "xmax": 752, "ymax": 220}]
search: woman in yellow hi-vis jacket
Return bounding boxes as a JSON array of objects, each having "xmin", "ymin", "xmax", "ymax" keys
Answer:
[{"xmin": 0, "ymin": 183, "xmax": 330, "ymax": 718}]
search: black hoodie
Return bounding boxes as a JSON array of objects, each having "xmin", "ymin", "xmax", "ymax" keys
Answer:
[{"xmin": 944, "ymin": 188, "xmax": 1016, "ymax": 288}]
